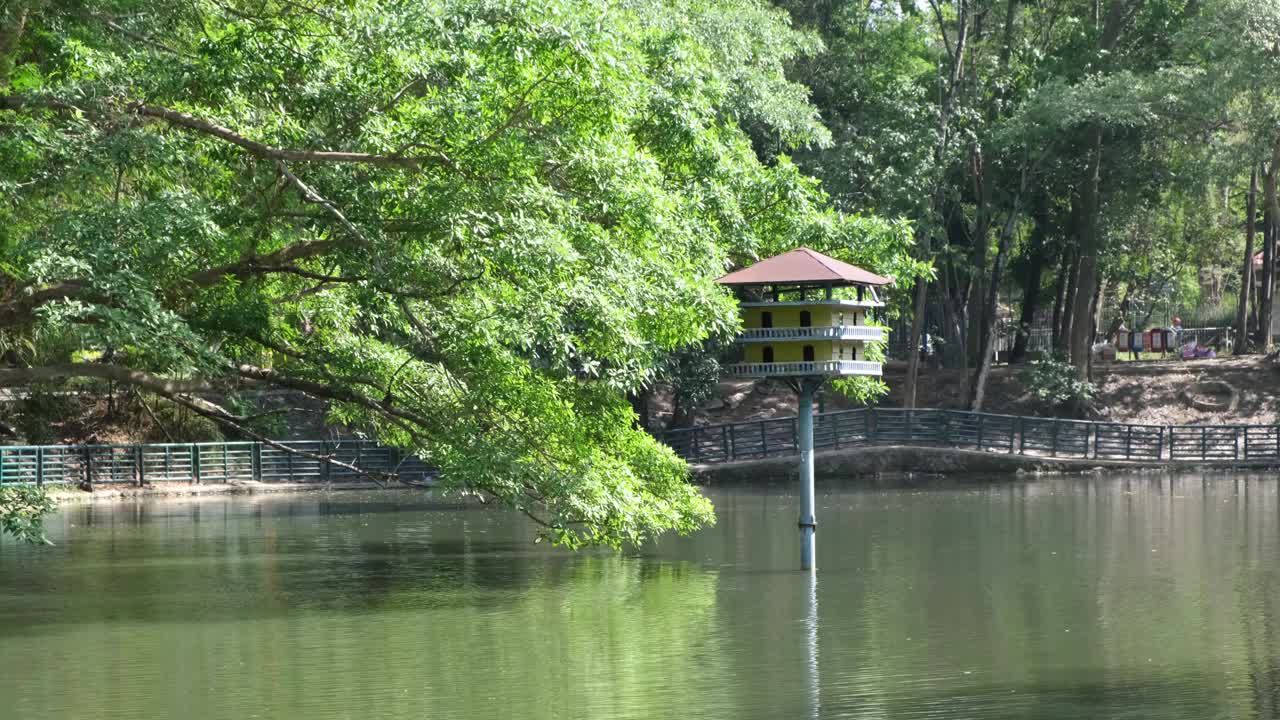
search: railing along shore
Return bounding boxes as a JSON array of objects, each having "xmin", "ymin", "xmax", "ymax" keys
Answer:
[
  {"xmin": 0, "ymin": 440, "xmax": 433, "ymax": 486},
  {"xmin": 662, "ymin": 408, "xmax": 1280, "ymax": 465}
]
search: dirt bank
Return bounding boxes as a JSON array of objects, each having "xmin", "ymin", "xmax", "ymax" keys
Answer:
[{"xmin": 663, "ymin": 356, "xmax": 1280, "ymax": 430}]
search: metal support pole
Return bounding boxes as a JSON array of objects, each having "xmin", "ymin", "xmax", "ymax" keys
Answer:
[{"xmin": 798, "ymin": 379, "xmax": 818, "ymax": 572}]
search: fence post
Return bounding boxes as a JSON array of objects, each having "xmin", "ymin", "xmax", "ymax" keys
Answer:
[
  {"xmin": 832, "ymin": 412, "xmax": 840, "ymax": 449},
  {"xmin": 976, "ymin": 413, "xmax": 984, "ymax": 450},
  {"xmin": 192, "ymin": 444, "xmax": 201, "ymax": 485},
  {"xmin": 1125, "ymin": 426, "xmax": 1133, "ymax": 461},
  {"xmin": 135, "ymin": 444, "xmax": 144, "ymax": 487},
  {"xmin": 1234, "ymin": 427, "xmax": 1240, "ymax": 460},
  {"xmin": 1051, "ymin": 419, "xmax": 1060, "ymax": 457},
  {"xmin": 82, "ymin": 446, "xmax": 93, "ymax": 488},
  {"xmin": 252, "ymin": 442, "xmax": 262, "ymax": 481},
  {"xmin": 906, "ymin": 409, "xmax": 914, "ymax": 443},
  {"xmin": 1157, "ymin": 427, "xmax": 1165, "ymax": 460},
  {"xmin": 721, "ymin": 425, "xmax": 729, "ymax": 461},
  {"xmin": 1009, "ymin": 416, "xmax": 1018, "ymax": 454},
  {"xmin": 1088, "ymin": 423, "xmax": 1096, "ymax": 459},
  {"xmin": 868, "ymin": 408, "xmax": 877, "ymax": 443},
  {"xmin": 35, "ymin": 447, "xmax": 43, "ymax": 488},
  {"xmin": 729, "ymin": 423, "xmax": 737, "ymax": 460},
  {"xmin": 1201, "ymin": 427, "xmax": 1207, "ymax": 461},
  {"xmin": 760, "ymin": 421, "xmax": 768, "ymax": 457},
  {"xmin": 322, "ymin": 440, "xmax": 332, "ymax": 482}
]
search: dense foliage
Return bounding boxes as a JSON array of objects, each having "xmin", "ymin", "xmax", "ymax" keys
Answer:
[
  {"xmin": 774, "ymin": 0, "xmax": 1280, "ymax": 409},
  {"xmin": 0, "ymin": 0, "xmax": 917, "ymax": 546},
  {"xmin": 0, "ymin": 486, "xmax": 55, "ymax": 544}
]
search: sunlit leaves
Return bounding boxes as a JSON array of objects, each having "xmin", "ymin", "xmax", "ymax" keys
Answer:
[
  {"xmin": 0, "ymin": 486, "xmax": 56, "ymax": 545},
  {"xmin": 2, "ymin": 0, "xmax": 908, "ymax": 547}
]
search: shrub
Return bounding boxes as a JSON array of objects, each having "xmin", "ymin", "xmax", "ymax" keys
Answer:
[
  {"xmin": 0, "ymin": 486, "xmax": 57, "ymax": 545},
  {"xmin": 1020, "ymin": 353, "xmax": 1095, "ymax": 413}
]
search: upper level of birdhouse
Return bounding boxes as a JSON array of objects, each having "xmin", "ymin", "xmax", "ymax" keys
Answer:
[{"xmin": 717, "ymin": 248, "xmax": 892, "ymax": 378}]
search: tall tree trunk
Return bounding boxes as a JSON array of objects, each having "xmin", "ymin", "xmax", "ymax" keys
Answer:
[
  {"xmin": 1237, "ymin": 167, "xmax": 1258, "ymax": 352},
  {"xmin": 964, "ymin": 0, "xmax": 1019, "ymax": 370},
  {"xmin": 1250, "ymin": 266, "xmax": 1260, "ymax": 337},
  {"xmin": 1068, "ymin": 125, "xmax": 1105, "ymax": 376},
  {"xmin": 1011, "ymin": 194, "xmax": 1050, "ymax": 363},
  {"xmin": 1050, "ymin": 244, "xmax": 1070, "ymax": 349},
  {"xmin": 968, "ymin": 172, "xmax": 1028, "ymax": 410},
  {"xmin": 1092, "ymin": 276, "xmax": 1108, "ymax": 345},
  {"xmin": 1260, "ymin": 156, "xmax": 1278, "ymax": 352},
  {"xmin": 941, "ymin": 207, "xmax": 973, "ymax": 368},
  {"xmin": 0, "ymin": 3, "xmax": 30, "ymax": 89},
  {"xmin": 1060, "ymin": 246, "xmax": 1081, "ymax": 352},
  {"xmin": 1088, "ymin": 274, "xmax": 1105, "ymax": 372},
  {"xmin": 968, "ymin": 148, "xmax": 990, "ymax": 367},
  {"xmin": 1066, "ymin": 0, "xmax": 1141, "ymax": 378},
  {"xmin": 903, "ymin": 268, "xmax": 930, "ymax": 409},
  {"xmin": 904, "ymin": 0, "xmax": 971, "ymax": 408}
]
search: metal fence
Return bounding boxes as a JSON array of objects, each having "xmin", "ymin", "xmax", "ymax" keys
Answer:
[
  {"xmin": 662, "ymin": 408, "xmax": 1280, "ymax": 465},
  {"xmin": 0, "ymin": 440, "xmax": 434, "ymax": 487}
]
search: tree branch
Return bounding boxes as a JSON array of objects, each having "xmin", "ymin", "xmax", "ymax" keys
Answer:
[
  {"xmin": 0, "ymin": 363, "xmax": 214, "ymax": 394},
  {"xmin": 130, "ymin": 103, "xmax": 453, "ymax": 170}
]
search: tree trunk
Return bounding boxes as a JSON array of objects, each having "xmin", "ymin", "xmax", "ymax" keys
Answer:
[
  {"xmin": 968, "ymin": 178, "xmax": 1027, "ymax": 410},
  {"xmin": 1088, "ymin": 273, "xmax": 1105, "ymax": 373},
  {"xmin": 0, "ymin": 4, "xmax": 30, "ymax": 89},
  {"xmin": 903, "ymin": 272, "xmax": 929, "ymax": 409},
  {"xmin": 968, "ymin": 149, "xmax": 990, "ymax": 368},
  {"xmin": 1050, "ymin": 244, "xmax": 1070, "ymax": 350},
  {"xmin": 1012, "ymin": 196, "xmax": 1051, "ymax": 363},
  {"xmin": 1066, "ymin": 0, "xmax": 1140, "ymax": 378},
  {"xmin": 1093, "ymin": 276, "xmax": 1108, "ymax": 341},
  {"xmin": 1060, "ymin": 245, "xmax": 1081, "ymax": 353},
  {"xmin": 1068, "ymin": 125, "xmax": 1105, "ymax": 376},
  {"xmin": 903, "ymin": 0, "xmax": 971, "ymax": 408},
  {"xmin": 965, "ymin": 0, "xmax": 1018, "ymax": 371},
  {"xmin": 1260, "ymin": 157, "xmax": 1278, "ymax": 352},
  {"xmin": 1237, "ymin": 167, "xmax": 1258, "ymax": 352},
  {"xmin": 1104, "ymin": 291, "xmax": 1132, "ymax": 345},
  {"xmin": 940, "ymin": 274, "xmax": 968, "ymax": 369}
]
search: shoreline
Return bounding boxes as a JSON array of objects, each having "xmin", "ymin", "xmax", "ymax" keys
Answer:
[
  {"xmin": 691, "ymin": 444, "xmax": 1280, "ymax": 484},
  {"xmin": 46, "ymin": 481, "xmax": 429, "ymax": 504}
]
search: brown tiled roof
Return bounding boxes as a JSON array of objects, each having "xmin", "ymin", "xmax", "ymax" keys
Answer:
[{"xmin": 717, "ymin": 247, "xmax": 892, "ymax": 286}]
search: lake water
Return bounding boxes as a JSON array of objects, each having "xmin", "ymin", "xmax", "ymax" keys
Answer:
[{"xmin": 1, "ymin": 475, "xmax": 1278, "ymax": 719}]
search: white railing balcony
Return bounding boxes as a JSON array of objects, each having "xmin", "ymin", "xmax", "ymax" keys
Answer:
[
  {"xmin": 735, "ymin": 325, "xmax": 884, "ymax": 343},
  {"xmin": 723, "ymin": 360, "xmax": 882, "ymax": 378}
]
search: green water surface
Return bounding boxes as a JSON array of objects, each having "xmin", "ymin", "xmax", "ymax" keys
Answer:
[{"xmin": 1, "ymin": 475, "xmax": 1278, "ymax": 719}]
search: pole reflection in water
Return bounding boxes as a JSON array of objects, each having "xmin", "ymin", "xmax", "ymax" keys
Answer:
[{"xmin": 805, "ymin": 570, "xmax": 820, "ymax": 720}]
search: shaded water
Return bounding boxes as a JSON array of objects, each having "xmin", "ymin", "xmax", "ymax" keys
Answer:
[{"xmin": 2, "ymin": 475, "xmax": 1279, "ymax": 719}]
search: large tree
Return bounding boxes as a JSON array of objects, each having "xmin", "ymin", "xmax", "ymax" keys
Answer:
[{"xmin": 0, "ymin": 0, "xmax": 915, "ymax": 546}]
